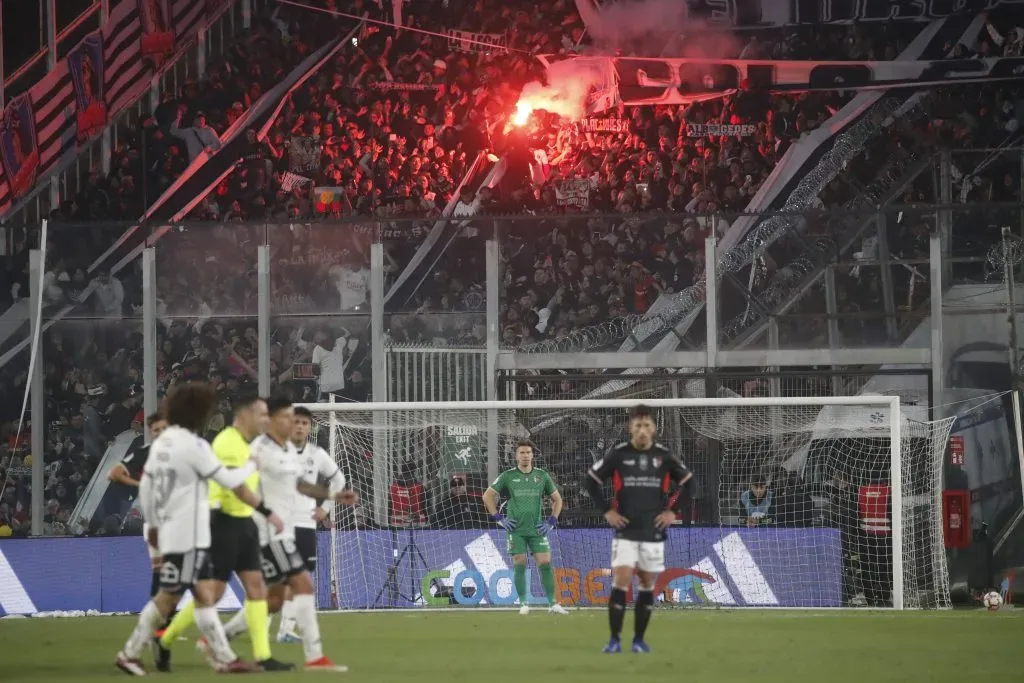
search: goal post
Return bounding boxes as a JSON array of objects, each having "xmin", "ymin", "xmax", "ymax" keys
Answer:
[{"xmin": 299, "ymin": 396, "xmax": 955, "ymax": 611}]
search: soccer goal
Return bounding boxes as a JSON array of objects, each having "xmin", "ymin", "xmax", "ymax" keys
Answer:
[{"xmin": 299, "ymin": 397, "xmax": 956, "ymax": 611}]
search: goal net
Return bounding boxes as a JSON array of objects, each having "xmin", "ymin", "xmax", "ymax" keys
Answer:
[{"xmin": 301, "ymin": 397, "xmax": 955, "ymax": 610}]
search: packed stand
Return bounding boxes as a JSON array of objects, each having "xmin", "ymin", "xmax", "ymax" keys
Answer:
[{"xmin": 486, "ymin": 20, "xmax": 944, "ymax": 348}]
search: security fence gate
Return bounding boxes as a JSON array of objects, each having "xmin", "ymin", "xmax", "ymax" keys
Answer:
[
  {"xmin": 385, "ymin": 346, "xmax": 488, "ymax": 403},
  {"xmin": 381, "ymin": 345, "xmax": 490, "ymax": 525}
]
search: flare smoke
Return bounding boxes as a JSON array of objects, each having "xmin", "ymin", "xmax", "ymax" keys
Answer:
[{"xmin": 514, "ymin": 0, "xmax": 740, "ymax": 121}]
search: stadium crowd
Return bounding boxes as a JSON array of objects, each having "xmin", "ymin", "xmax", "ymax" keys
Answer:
[{"xmin": 0, "ymin": 0, "xmax": 1022, "ymax": 538}]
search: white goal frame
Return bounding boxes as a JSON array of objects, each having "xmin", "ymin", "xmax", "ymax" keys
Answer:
[{"xmin": 300, "ymin": 395, "xmax": 908, "ymax": 609}]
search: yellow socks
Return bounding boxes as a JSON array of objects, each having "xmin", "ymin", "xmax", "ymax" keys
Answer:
[
  {"xmin": 158, "ymin": 597, "xmax": 272, "ymax": 662},
  {"xmin": 159, "ymin": 600, "xmax": 195, "ymax": 648},
  {"xmin": 244, "ymin": 599, "xmax": 271, "ymax": 661}
]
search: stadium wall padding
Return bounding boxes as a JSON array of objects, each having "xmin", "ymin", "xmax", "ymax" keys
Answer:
[{"xmin": 0, "ymin": 528, "xmax": 841, "ymax": 615}]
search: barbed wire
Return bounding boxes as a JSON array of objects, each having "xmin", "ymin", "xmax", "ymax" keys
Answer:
[
  {"xmin": 518, "ymin": 94, "xmax": 907, "ymax": 356},
  {"xmin": 512, "ymin": 313, "xmax": 653, "ymax": 353},
  {"xmin": 985, "ymin": 229, "xmax": 1024, "ymax": 281}
]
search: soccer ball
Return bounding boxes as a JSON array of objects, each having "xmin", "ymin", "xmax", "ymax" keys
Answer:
[{"xmin": 982, "ymin": 591, "xmax": 1003, "ymax": 611}]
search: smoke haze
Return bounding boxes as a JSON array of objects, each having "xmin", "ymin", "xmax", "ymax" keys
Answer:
[
  {"xmin": 582, "ymin": 0, "xmax": 691, "ymax": 56},
  {"xmin": 518, "ymin": 58, "xmax": 609, "ymax": 121},
  {"xmin": 514, "ymin": 0, "xmax": 742, "ymax": 120}
]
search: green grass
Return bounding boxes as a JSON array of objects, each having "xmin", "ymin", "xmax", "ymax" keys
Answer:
[{"xmin": 1, "ymin": 609, "xmax": 1022, "ymax": 683}]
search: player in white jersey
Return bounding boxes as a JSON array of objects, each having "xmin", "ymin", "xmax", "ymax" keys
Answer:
[
  {"xmin": 115, "ymin": 383, "xmax": 284, "ymax": 676},
  {"xmin": 274, "ymin": 405, "xmax": 347, "ymax": 642},
  {"xmin": 213, "ymin": 395, "xmax": 356, "ymax": 672}
]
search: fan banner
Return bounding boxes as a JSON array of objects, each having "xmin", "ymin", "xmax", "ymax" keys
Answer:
[
  {"xmin": 446, "ymin": 30, "xmax": 509, "ymax": 54},
  {"xmin": 370, "ymin": 82, "xmax": 442, "ymax": 91},
  {"xmin": 0, "ymin": 95, "xmax": 41, "ymax": 200},
  {"xmin": 555, "ymin": 179, "xmax": 591, "ymax": 209},
  {"xmin": 288, "ymin": 135, "xmax": 322, "ymax": 172},
  {"xmin": 138, "ymin": 0, "xmax": 176, "ymax": 60},
  {"xmin": 576, "ymin": 118, "xmax": 630, "ymax": 133},
  {"xmin": 67, "ymin": 33, "xmax": 109, "ymax": 143},
  {"xmin": 0, "ymin": 529, "xmax": 842, "ymax": 614},
  {"xmin": 280, "ymin": 171, "xmax": 312, "ymax": 191},
  {"xmin": 0, "ymin": 0, "xmax": 213, "ymax": 219},
  {"xmin": 539, "ymin": 54, "xmax": 1024, "ymax": 112},
  {"xmin": 686, "ymin": 123, "xmax": 757, "ymax": 137},
  {"xmin": 612, "ymin": 55, "xmax": 1024, "ymax": 106},
  {"xmin": 681, "ymin": 0, "xmax": 1019, "ymax": 26}
]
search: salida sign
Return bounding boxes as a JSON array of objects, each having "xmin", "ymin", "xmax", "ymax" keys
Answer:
[{"xmin": 420, "ymin": 566, "xmax": 720, "ymax": 606}]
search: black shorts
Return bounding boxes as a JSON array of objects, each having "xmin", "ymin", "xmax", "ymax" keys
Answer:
[
  {"xmin": 260, "ymin": 538, "xmax": 306, "ymax": 585},
  {"xmin": 294, "ymin": 527, "xmax": 317, "ymax": 573},
  {"xmin": 209, "ymin": 512, "xmax": 262, "ymax": 583},
  {"xmin": 159, "ymin": 548, "xmax": 215, "ymax": 594}
]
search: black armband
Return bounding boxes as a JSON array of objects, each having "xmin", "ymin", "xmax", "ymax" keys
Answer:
[{"xmin": 255, "ymin": 502, "xmax": 274, "ymax": 518}]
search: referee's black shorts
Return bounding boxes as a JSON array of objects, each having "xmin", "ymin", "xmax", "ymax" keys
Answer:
[
  {"xmin": 294, "ymin": 527, "xmax": 318, "ymax": 573},
  {"xmin": 209, "ymin": 511, "xmax": 262, "ymax": 582}
]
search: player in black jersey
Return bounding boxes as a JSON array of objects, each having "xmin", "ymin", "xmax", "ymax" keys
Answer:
[
  {"xmin": 582, "ymin": 405, "xmax": 693, "ymax": 654},
  {"xmin": 108, "ymin": 412, "xmax": 168, "ymax": 597}
]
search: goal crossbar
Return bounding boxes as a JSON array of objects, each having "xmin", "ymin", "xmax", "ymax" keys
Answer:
[{"xmin": 297, "ymin": 396, "xmax": 902, "ymax": 412}]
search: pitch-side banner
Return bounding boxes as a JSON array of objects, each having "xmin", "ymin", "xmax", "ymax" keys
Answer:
[
  {"xmin": 682, "ymin": 0, "xmax": 1020, "ymax": 26},
  {"xmin": 0, "ymin": 529, "xmax": 842, "ymax": 614},
  {"xmin": 542, "ymin": 55, "xmax": 1024, "ymax": 111},
  {"xmin": 314, "ymin": 528, "xmax": 841, "ymax": 609}
]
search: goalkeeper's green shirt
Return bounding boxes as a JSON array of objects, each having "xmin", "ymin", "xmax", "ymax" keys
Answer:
[{"xmin": 489, "ymin": 467, "xmax": 556, "ymax": 537}]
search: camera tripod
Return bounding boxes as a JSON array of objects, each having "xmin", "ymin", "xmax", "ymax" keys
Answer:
[{"xmin": 374, "ymin": 526, "xmax": 429, "ymax": 607}]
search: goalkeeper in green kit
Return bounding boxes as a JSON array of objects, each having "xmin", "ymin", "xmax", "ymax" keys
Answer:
[{"xmin": 483, "ymin": 439, "xmax": 569, "ymax": 615}]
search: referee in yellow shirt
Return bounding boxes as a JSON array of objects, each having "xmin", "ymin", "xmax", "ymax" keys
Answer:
[{"xmin": 156, "ymin": 392, "xmax": 294, "ymax": 672}]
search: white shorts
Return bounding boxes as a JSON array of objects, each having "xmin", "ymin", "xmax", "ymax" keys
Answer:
[
  {"xmin": 611, "ymin": 539, "xmax": 665, "ymax": 573},
  {"xmin": 143, "ymin": 523, "xmax": 160, "ymax": 561}
]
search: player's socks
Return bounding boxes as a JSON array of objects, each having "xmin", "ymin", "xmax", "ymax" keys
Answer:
[
  {"xmin": 634, "ymin": 590, "xmax": 654, "ymax": 642},
  {"xmin": 124, "ymin": 600, "xmax": 164, "ymax": 659},
  {"xmin": 292, "ymin": 593, "xmax": 324, "ymax": 662},
  {"xmin": 159, "ymin": 600, "xmax": 195, "ymax": 649},
  {"xmin": 513, "ymin": 565, "xmax": 528, "ymax": 604},
  {"xmin": 608, "ymin": 587, "xmax": 627, "ymax": 639},
  {"xmin": 244, "ymin": 599, "xmax": 273, "ymax": 661},
  {"xmin": 223, "ymin": 608, "xmax": 249, "ymax": 640},
  {"xmin": 195, "ymin": 605, "xmax": 239, "ymax": 666},
  {"xmin": 538, "ymin": 563, "xmax": 557, "ymax": 605},
  {"xmin": 277, "ymin": 599, "xmax": 298, "ymax": 639}
]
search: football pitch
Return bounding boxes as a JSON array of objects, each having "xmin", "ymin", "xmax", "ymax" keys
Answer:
[{"xmin": 1, "ymin": 609, "xmax": 1021, "ymax": 683}]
